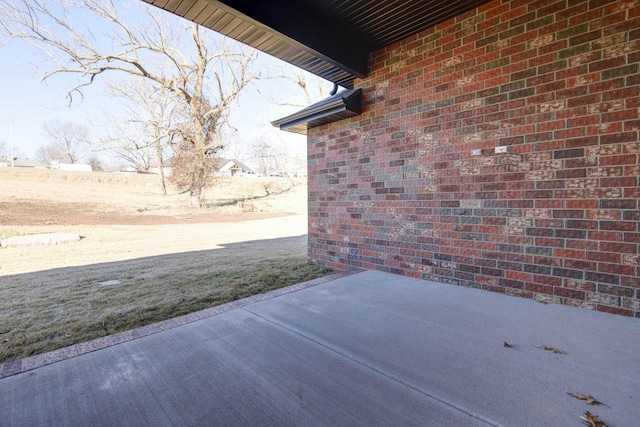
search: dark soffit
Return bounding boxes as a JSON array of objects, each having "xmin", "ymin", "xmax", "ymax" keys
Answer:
[{"xmin": 141, "ymin": 0, "xmax": 491, "ymax": 89}]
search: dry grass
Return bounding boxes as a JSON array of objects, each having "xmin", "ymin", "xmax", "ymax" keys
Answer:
[
  {"xmin": 0, "ymin": 168, "xmax": 334, "ymax": 363},
  {"xmin": 0, "ymin": 238, "xmax": 331, "ymax": 363}
]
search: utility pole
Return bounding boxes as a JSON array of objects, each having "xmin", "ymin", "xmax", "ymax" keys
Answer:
[{"xmin": 10, "ymin": 119, "xmax": 14, "ymax": 167}]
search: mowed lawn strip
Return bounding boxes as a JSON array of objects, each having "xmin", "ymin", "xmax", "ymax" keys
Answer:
[{"xmin": 0, "ymin": 243, "xmax": 333, "ymax": 363}]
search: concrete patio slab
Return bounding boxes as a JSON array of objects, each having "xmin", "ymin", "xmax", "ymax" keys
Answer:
[{"xmin": 1, "ymin": 270, "xmax": 639, "ymax": 426}]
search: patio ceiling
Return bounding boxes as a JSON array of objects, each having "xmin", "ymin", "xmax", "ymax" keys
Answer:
[{"xmin": 141, "ymin": 0, "xmax": 491, "ymax": 89}]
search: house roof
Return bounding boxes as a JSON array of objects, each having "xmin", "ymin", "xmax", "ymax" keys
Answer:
[
  {"xmin": 271, "ymin": 88, "xmax": 362, "ymax": 135},
  {"xmin": 141, "ymin": 0, "xmax": 491, "ymax": 89},
  {"xmin": 216, "ymin": 158, "xmax": 253, "ymax": 172},
  {"xmin": 11, "ymin": 158, "xmax": 48, "ymax": 168}
]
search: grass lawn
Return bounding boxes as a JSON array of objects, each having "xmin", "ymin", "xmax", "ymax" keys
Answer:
[{"xmin": 1, "ymin": 244, "xmax": 333, "ymax": 363}]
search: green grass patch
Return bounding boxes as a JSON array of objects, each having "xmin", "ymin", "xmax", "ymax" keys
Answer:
[{"xmin": 0, "ymin": 253, "xmax": 333, "ymax": 363}]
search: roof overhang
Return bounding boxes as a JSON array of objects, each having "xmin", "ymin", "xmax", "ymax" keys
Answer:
[
  {"xmin": 141, "ymin": 0, "xmax": 491, "ymax": 89},
  {"xmin": 141, "ymin": 1, "xmax": 491, "ymax": 133},
  {"xmin": 271, "ymin": 89, "xmax": 362, "ymax": 135}
]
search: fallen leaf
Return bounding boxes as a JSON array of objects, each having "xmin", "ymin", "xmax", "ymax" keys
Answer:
[
  {"xmin": 503, "ymin": 341, "xmax": 512, "ymax": 348},
  {"xmin": 579, "ymin": 411, "xmax": 606, "ymax": 427},
  {"xmin": 567, "ymin": 392, "xmax": 603, "ymax": 406},
  {"xmin": 569, "ymin": 392, "xmax": 590, "ymax": 400},
  {"xmin": 539, "ymin": 344, "xmax": 568, "ymax": 354}
]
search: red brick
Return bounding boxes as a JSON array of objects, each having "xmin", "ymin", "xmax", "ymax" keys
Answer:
[
  {"xmin": 600, "ymin": 241, "xmax": 637, "ymax": 254},
  {"xmin": 603, "ymin": 87, "xmax": 640, "ymax": 101},
  {"xmin": 526, "ymin": 283, "xmax": 554, "ymax": 294},
  {"xmin": 600, "ymin": 155, "xmax": 637, "ymax": 166},
  {"xmin": 604, "ymin": 16, "xmax": 640, "ymax": 37},
  {"xmin": 534, "ymin": 274, "xmax": 563, "ymax": 286},
  {"xmin": 586, "ymin": 251, "xmax": 620, "ymax": 263},
  {"xmin": 601, "ymin": 132, "xmax": 638, "ymax": 145},
  {"xmin": 566, "ymin": 200, "xmax": 598, "ymax": 209},
  {"xmin": 599, "ymin": 263, "xmax": 635, "ymax": 277},
  {"xmin": 554, "ymin": 249, "xmax": 586, "ymax": 260},
  {"xmin": 555, "ymin": 287, "xmax": 586, "ymax": 300},
  {"xmin": 597, "ymin": 305, "xmax": 633, "ymax": 317},
  {"xmin": 589, "ymin": 57, "xmax": 626, "ymax": 73},
  {"xmin": 568, "ymin": 9, "xmax": 602, "ymax": 27}
]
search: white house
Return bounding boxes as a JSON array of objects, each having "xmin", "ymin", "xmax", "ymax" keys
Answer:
[{"xmin": 216, "ymin": 159, "xmax": 255, "ymax": 177}]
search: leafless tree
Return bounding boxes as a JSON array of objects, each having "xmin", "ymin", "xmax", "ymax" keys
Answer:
[
  {"xmin": 248, "ymin": 139, "xmax": 281, "ymax": 176},
  {"xmin": 272, "ymin": 68, "xmax": 331, "ymax": 107},
  {"xmin": 36, "ymin": 120, "xmax": 91, "ymax": 164},
  {"xmin": 86, "ymin": 155, "xmax": 104, "ymax": 171},
  {"xmin": 254, "ymin": 68, "xmax": 332, "ymax": 176},
  {"xmin": 0, "ymin": 0, "xmax": 258, "ymax": 206},
  {"xmin": 263, "ymin": 67, "xmax": 333, "ymax": 109},
  {"xmin": 167, "ymin": 97, "xmax": 223, "ymax": 205},
  {"xmin": 101, "ymin": 79, "xmax": 177, "ymax": 194}
]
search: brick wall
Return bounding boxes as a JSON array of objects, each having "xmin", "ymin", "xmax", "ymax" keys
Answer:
[{"xmin": 307, "ymin": 0, "xmax": 640, "ymax": 317}]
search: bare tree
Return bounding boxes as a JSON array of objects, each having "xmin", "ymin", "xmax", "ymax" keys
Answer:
[
  {"xmin": 277, "ymin": 69, "xmax": 329, "ymax": 106},
  {"xmin": 248, "ymin": 139, "xmax": 281, "ymax": 176},
  {"xmin": 86, "ymin": 155, "xmax": 104, "ymax": 171},
  {"xmin": 219, "ymin": 131, "xmax": 246, "ymax": 163},
  {"xmin": 0, "ymin": 0, "xmax": 258, "ymax": 206},
  {"xmin": 34, "ymin": 144, "xmax": 57, "ymax": 165},
  {"xmin": 36, "ymin": 120, "xmax": 91, "ymax": 164},
  {"xmin": 101, "ymin": 80, "xmax": 177, "ymax": 194},
  {"xmin": 251, "ymin": 68, "xmax": 331, "ymax": 176},
  {"xmin": 167, "ymin": 97, "xmax": 223, "ymax": 205},
  {"xmin": 248, "ymin": 134, "xmax": 308, "ymax": 178}
]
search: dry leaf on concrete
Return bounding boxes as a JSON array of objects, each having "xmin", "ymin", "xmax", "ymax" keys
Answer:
[
  {"xmin": 579, "ymin": 411, "xmax": 606, "ymax": 427},
  {"xmin": 567, "ymin": 393, "xmax": 603, "ymax": 406},
  {"xmin": 538, "ymin": 344, "xmax": 568, "ymax": 354}
]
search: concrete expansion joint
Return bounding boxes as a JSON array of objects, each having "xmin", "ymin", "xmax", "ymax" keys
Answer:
[{"xmin": 242, "ymin": 306, "xmax": 503, "ymax": 427}]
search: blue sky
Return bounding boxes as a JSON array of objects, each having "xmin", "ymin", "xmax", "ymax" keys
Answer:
[{"xmin": 0, "ymin": 1, "xmax": 330, "ymax": 165}]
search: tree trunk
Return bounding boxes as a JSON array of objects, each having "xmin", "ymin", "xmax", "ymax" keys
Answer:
[
  {"xmin": 155, "ymin": 140, "xmax": 167, "ymax": 195},
  {"xmin": 159, "ymin": 166, "xmax": 167, "ymax": 195},
  {"xmin": 191, "ymin": 157, "xmax": 206, "ymax": 207},
  {"xmin": 189, "ymin": 188, "xmax": 202, "ymax": 207}
]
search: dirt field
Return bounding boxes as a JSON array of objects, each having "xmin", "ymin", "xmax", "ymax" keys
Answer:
[
  {"xmin": 0, "ymin": 167, "xmax": 309, "ymax": 274},
  {"xmin": 0, "ymin": 167, "xmax": 332, "ymax": 363},
  {"xmin": 0, "ymin": 166, "xmax": 307, "ymax": 228}
]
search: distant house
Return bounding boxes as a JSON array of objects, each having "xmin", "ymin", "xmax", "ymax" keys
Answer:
[
  {"xmin": 216, "ymin": 159, "xmax": 254, "ymax": 177},
  {"xmin": 118, "ymin": 166, "xmax": 138, "ymax": 174},
  {"xmin": 8, "ymin": 158, "xmax": 48, "ymax": 169},
  {"xmin": 149, "ymin": 167, "xmax": 172, "ymax": 176},
  {"xmin": 55, "ymin": 163, "xmax": 93, "ymax": 172},
  {"xmin": 275, "ymin": 169, "xmax": 306, "ymax": 178}
]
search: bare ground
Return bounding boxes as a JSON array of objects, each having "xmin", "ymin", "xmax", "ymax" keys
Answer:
[
  {"xmin": 0, "ymin": 167, "xmax": 305, "ymax": 228},
  {"xmin": 0, "ymin": 167, "xmax": 310, "ymax": 275}
]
